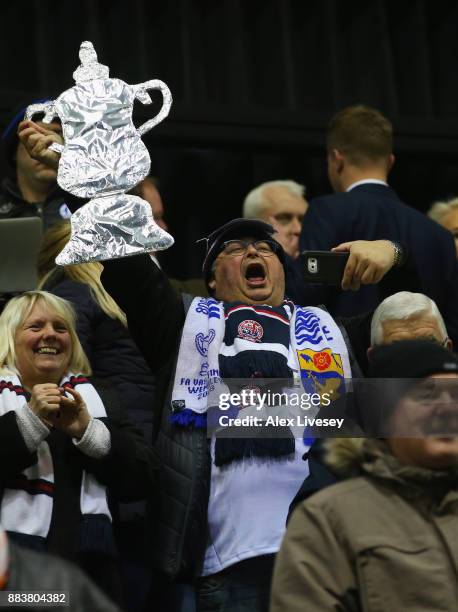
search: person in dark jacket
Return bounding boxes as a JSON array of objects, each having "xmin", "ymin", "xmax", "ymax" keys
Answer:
[
  {"xmin": 298, "ymin": 104, "xmax": 458, "ymax": 346},
  {"xmin": 0, "ymin": 104, "xmax": 72, "ymax": 231},
  {"xmin": 99, "ymin": 219, "xmax": 402, "ymax": 612},
  {"xmin": 0, "ymin": 526, "xmax": 121, "ymax": 612},
  {"xmin": 0, "ymin": 290, "xmax": 159, "ymax": 607}
]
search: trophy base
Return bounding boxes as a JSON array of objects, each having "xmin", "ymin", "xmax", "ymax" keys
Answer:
[{"xmin": 55, "ymin": 194, "xmax": 174, "ymax": 265}]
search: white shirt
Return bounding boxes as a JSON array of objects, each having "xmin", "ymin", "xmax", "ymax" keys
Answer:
[
  {"xmin": 346, "ymin": 179, "xmax": 388, "ymax": 192},
  {"xmin": 202, "ymin": 438, "xmax": 309, "ymax": 576}
]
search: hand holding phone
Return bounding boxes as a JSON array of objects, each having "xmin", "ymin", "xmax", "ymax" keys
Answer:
[
  {"xmin": 300, "ymin": 251, "xmax": 350, "ymax": 286},
  {"xmin": 301, "ymin": 240, "xmax": 397, "ymax": 290},
  {"xmin": 332, "ymin": 240, "xmax": 397, "ymax": 290}
]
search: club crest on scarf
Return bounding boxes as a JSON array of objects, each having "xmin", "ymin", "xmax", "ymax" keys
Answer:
[
  {"xmin": 297, "ymin": 348, "xmax": 344, "ymax": 399},
  {"xmin": 237, "ymin": 319, "xmax": 264, "ymax": 343}
]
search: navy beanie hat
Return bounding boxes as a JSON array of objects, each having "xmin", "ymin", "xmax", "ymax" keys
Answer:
[{"xmin": 201, "ymin": 218, "xmax": 285, "ymax": 292}]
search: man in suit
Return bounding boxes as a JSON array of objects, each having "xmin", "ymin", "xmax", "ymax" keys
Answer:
[{"xmin": 298, "ymin": 104, "xmax": 458, "ymax": 345}]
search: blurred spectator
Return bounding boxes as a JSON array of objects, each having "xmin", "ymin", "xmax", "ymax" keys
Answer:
[
  {"xmin": 272, "ymin": 340, "xmax": 458, "ymax": 612},
  {"xmin": 1, "ymin": 104, "xmax": 71, "ymax": 230},
  {"xmin": 0, "ymin": 526, "xmax": 121, "ymax": 611},
  {"xmin": 298, "ymin": 104, "xmax": 458, "ymax": 348},
  {"xmin": 428, "ymin": 196, "xmax": 458, "ymax": 257},
  {"xmin": 0, "ymin": 291, "xmax": 158, "ymax": 606},
  {"xmin": 131, "ymin": 176, "xmax": 168, "ymax": 232},
  {"xmin": 243, "ymin": 180, "xmax": 308, "ymax": 259}
]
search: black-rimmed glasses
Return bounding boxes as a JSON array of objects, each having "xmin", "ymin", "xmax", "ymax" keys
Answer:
[{"xmin": 218, "ymin": 239, "xmax": 279, "ymax": 257}]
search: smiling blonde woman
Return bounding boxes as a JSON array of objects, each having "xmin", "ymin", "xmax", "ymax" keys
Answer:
[
  {"xmin": 0, "ymin": 290, "xmax": 90, "ymax": 380},
  {"xmin": 0, "ymin": 291, "xmax": 158, "ymax": 605}
]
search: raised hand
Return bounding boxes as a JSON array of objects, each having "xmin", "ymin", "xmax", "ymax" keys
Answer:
[
  {"xmin": 17, "ymin": 120, "xmax": 63, "ymax": 170},
  {"xmin": 332, "ymin": 240, "xmax": 396, "ymax": 291}
]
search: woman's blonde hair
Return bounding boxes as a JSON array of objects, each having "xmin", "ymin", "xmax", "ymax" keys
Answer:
[
  {"xmin": 37, "ymin": 222, "xmax": 127, "ymax": 327},
  {"xmin": 0, "ymin": 291, "xmax": 91, "ymax": 377}
]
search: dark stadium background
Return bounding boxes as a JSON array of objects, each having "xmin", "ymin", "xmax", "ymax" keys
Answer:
[{"xmin": 3, "ymin": 0, "xmax": 458, "ymax": 277}]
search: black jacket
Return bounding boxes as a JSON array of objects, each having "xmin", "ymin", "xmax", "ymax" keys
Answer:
[
  {"xmin": 101, "ymin": 255, "xmax": 374, "ymax": 579},
  {"xmin": 298, "ymin": 183, "xmax": 458, "ymax": 344},
  {"xmin": 0, "ymin": 178, "xmax": 71, "ymax": 231}
]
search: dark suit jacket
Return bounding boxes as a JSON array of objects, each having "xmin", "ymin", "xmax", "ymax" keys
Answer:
[{"xmin": 297, "ymin": 183, "xmax": 458, "ymax": 344}]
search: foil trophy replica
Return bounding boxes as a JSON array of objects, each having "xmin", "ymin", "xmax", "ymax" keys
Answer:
[{"xmin": 25, "ymin": 41, "xmax": 174, "ymax": 264}]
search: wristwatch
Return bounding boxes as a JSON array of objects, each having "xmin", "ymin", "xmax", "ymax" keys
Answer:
[{"xmin": 391, "ymin": 241, "xmax": 404, "ymax": 267}]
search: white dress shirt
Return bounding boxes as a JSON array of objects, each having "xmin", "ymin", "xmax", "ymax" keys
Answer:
[{"xmin": 346, "ymin": 178, "xmax": 388, "ymax": 192}]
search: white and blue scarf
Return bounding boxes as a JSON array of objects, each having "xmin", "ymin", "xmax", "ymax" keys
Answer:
[
  {"xmin": 171, "ymin": 297, "xmax": 352, "ymax": 451},
  {"xmin": 0, "ymin": 373, "xmax": 111, "ymax": 540}
]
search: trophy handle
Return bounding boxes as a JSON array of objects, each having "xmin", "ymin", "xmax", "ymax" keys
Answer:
[
  {"xmin": 24, "ymin": 101, "xmax": 57, "ymax": 124},
  {"xmin": 24, "ymin": 101, "xmax": 64, "ymax": 155},
  {"xmin": 133, "ymin": 80, "xmax": 173, "ymax": 136}
]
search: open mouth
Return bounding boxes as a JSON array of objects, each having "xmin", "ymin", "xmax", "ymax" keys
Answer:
[
  {"xmin": 245, "ymin": 262, "xmax": 266, "ymax": 287},
  {"xmin": 422, "ymin": 414, "xmax": 458, "ymax": 436},
  {"xmin": 34, "ymin": 347, "xmax": 59, "ymax": 355}
]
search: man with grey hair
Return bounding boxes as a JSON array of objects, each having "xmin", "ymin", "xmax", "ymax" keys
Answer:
[
  {"xmin": 370, "ymin": 291, "xmax": 451, "ymax": 349},
  {"xmin": 428, "ymin": 196, "xmax": 458, "ymax": 258},
  {"xmin": 288, "ymin": 290, "xmax": 453, "ymax": 516},
  {"xmin": 334, "ymin": 290, "xmax": 451, "ymax": 380},
  {"xmin": 243, "ymin": 180, "xmax": 308, "ymax": 259}
]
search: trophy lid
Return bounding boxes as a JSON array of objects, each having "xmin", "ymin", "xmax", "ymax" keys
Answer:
[{"xmin": 73, "ymin": 41, "xmax": 109, "ymax": 83}]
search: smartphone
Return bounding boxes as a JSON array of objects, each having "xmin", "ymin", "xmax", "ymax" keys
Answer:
[{"xmin": 300, "ymin": 250, "xmax": 350, "ymax": 285}]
